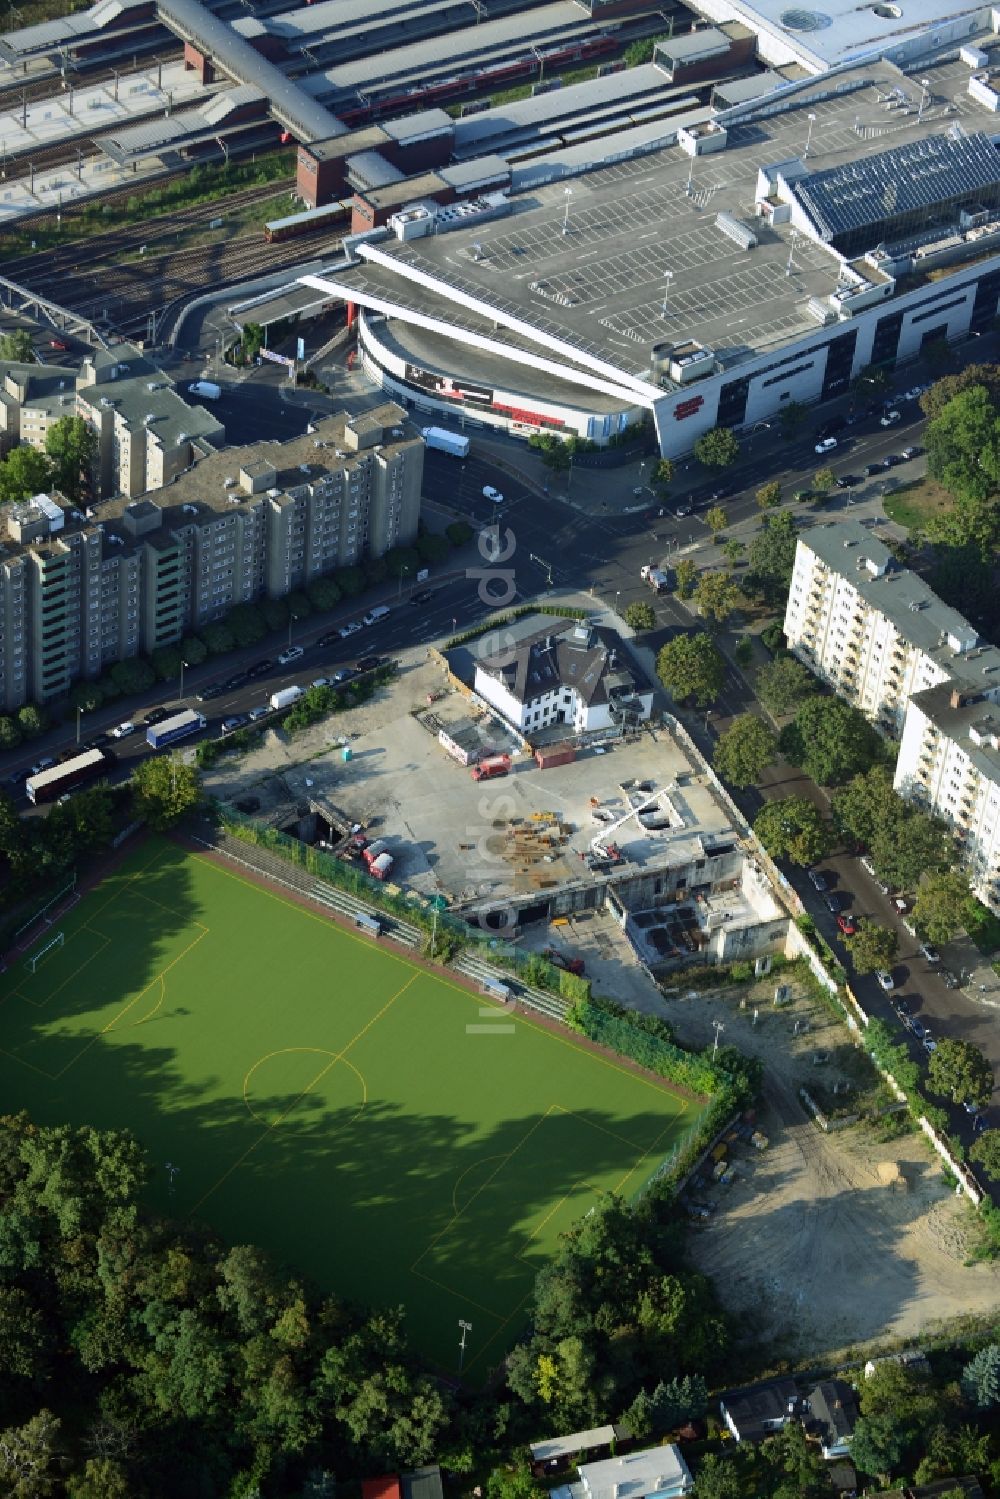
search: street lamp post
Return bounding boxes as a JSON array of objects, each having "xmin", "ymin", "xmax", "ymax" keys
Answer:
[
  {"xmin": 561, "ymin": 186, "xmax": 572, "ymax": 237},
  {"xmin": 917, "ymin": 77, "xmax": 930, "ymax": 121},
  {"xmin": 76, "ymin": 705, "xmax": 84, "ymax": 745},
  {"xmin": 179, "ymin": 657, "xmax": 190, "ymax": 701},
  {"xmin": 804, "ymin": 112, "xmax": 817, "ymax": 159},
  {"xmin": 661, "ymin": 269, "xmax": 673, "ymax": 319},
  {"xmin": 458, "ymin": 1319, "xmax": 472, "ymax": 1375},
  {"xmin": 288, "ymin": 612, "xmax": 297, "ymax": 649}
]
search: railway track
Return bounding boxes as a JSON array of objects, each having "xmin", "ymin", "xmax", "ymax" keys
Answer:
[
  {"xmin": 4, "ymin": 180, "xmax": 295, "ymax": 283},
  {"xmin": 32, "ymin": 225, "xmax": 341, "ymax": 334}
]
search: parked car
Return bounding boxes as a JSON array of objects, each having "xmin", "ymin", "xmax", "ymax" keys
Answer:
[
  {"xmin": 808, "ymin": 869, "xmax": 829, "ymax": 891},
  {"xmin": 356, "ymin": 655, "xmax": 381, "ymax": 672},
  {"xmin": 818, "ymin": 416, "xmax": 847, "ymax": 439},
  {"xmin": 144, "ymin": 706, "xmax": 169, "ymax": 725},
  {"xmin": 815, "ymin": 436, "xmax": 838, "ymax": 455},
  {"xmin": 864, "ymin": 462, "xmax": 883, "ymax": 478},
  {"xmin": 409, "ymin": 590, "xmax": 434, "ymax": 605},
  {"xmin": 332, "ymin": 668, "xmax": 354, "ymax": 684},
  {"xmin": 883, "ymin": 453, "xmax": 903, "ymax": 468},
  {"xmin": 222, "ymin": 714, "xmax": 250, "ymax": 733},
  {"xmin": 910, "ymin": 1018, "xmax": 926, "ymax": 1040},
  {"xmin": 836, "ymin": 913, "xmax": 857, "ymax": 936},
  {"xmin": 674, "ymin": 502, "xmax": 692, "ymax": 518},
  {"xmin": 823, "ymin": 892, "xmax": 839, "ymax": 913},
  {"xmin": 278, "ymin": 645, "xmax": 304, "ymax": 666},
  {"xmin": 941, "ymin": 970, "xmax": 960, "ymax": 989},
  {"xmin": 338, "ymin": 622, "xmax": 362, "ymax": 639},
  {"xmin": 835, "ymin": 475, "xmax": 857, "ymax": 489},
  {"xmin": 875, "ymin": 969, "xmax": 896, "ymax": 991},
  {"xmin": 109, "ymin": 721, "xmax": 135, "ymax": 740},
  {"xmin": 197, "ymin": 684, "xmax": 224, "ymax": 701},
  {"xmin": 901, "ymin": 445, "xmax": 921, "ymax": 460},
  {"xmin": 893, "ymin": 997, "xmax": 911, "ymax": 1017},
  {"xmin": 247, "ymin": 659, "xmax": 272, "ymax": 679},
  {"xmin": 919, "ymin": 942, "xmax": 941, "ymax": 964},
  {"xmin": 880, "ymin": 409, "xmax": 901, "ymax": 426},
  {"xmin": 482, "ymin": 485, "xmax": 504, "ymax": 503},
  {"xmin": 30, "ymin": 756, "xmax": 56, "ymax": 774},
  {"xmin": 311, "ymin": 677, "xmax": 331, "ymax": 690},
  {"xmin": 222, "ymin": 671, "xmax": 250, "ymax": 691},
  {"xmin": 248, "ymin": 705, "xmax": 270, "ymax": 722},
  {"xmin": 923, "ymin": 1035, "xmax": 938, "ymax": 1054},
  {"xmin": 49, "ymin": 337, "xmax": 68, "ymax": 351}
]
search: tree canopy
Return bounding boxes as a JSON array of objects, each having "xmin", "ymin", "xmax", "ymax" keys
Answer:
[
  {"xmin": 911, "ymin": 869, "xmax": 972, "ymax": 946},
  {"xmin": 845, "ymin": 918, "xmax": 898, "ymax": 975},
  {"xmin": 0, "ymin": 445, "xmax": 53, "ymax": 506},
  {"xmin": 753, "ymin": 796, "xmax": 832, "ymax": 866},
  {"xmin": 45, "ymin": 416, "xmax": 98, "ymax": 505},
  {"xmin": 778, "ymin": 696, "xmax": 882, "ymax": 787},
  {"xmin": 713, "ymin": 714, "xmax": 777, "ymax": 789},
  {"xmin": 754, "ymin": 655, "xmax": 816, "ymax": 718},
  {"xmin": 693, "ymin": 427, "xmax": 739, "ymax": 469},
  {"xmin": 130, "ymin": 755, "xmax": 201, "ymax": 831},
  {"xmin": 927, "ymin": 1037, "xmax": 994, "ymax": 1109},
  {"xmin": 746, "ymin": 512, "xmax": 798, "ymax": 604},
  {"xmin": 694, "ymin": 571, "xmax": 741, "ymax": 626},
  {"xmin": 655, "ymin": 632, "xmax": 725, "ymax": 707}
]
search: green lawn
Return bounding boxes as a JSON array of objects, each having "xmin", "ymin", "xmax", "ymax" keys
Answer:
[
  {"xmin": 0, "ymin": 839, "xmax": 696, "ymax": 1375},
  {"xmin": 881, "ymin": 476, "xmax": 954, "ymax": 532}
]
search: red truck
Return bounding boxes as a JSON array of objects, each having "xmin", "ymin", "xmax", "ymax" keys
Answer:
[{"xmin": 471, "ymin": 753, "xmax": 511, "ymax": 781}]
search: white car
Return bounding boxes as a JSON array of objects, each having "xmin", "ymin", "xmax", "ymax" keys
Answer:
[
  {"xmin": 109, "ymin": 721, "xmax": 135, "ymax": 740},
  {"xmin": 880, "ymin": 410, "xmax": 901, "ymax": 427},
  {"xmin": 482, "ymin": 485, "xmax": 504, "ymax": 503},
  {"xmin": 875, "ymin": 969, "xmax": 895, "ymax": 991},
  {"xmin": 338, "ymin": 621, "xmax": 361, "ymax": 639},
  {"xmin": 814, "ymin": 436, "xmax": 838, "ymax": 455},
  {"xmin": 312, "ymin": 676, "xmax": 330, "ymax": 689},
  {"xmin": 277, "ymin": 645, "xmax": 304, "ymax": 666}
]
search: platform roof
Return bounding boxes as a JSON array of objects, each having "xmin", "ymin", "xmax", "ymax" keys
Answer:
[{"xmin": 155, "ymin": 0, "xmax": 344, "ymax": 142}]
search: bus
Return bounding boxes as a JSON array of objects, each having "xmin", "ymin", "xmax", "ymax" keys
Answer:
[
  {"xmin": 26, "ymin": 748, "xmax": 113, "ymax": 805},
  {"xmin": 147, "ymin": 709, "xmax": 206, "ymax": 750}
]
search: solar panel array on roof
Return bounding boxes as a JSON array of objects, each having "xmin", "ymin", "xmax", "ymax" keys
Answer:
[{"xmin": 794, "ymin": 130, "xmax": 1000, "ymax": 241}]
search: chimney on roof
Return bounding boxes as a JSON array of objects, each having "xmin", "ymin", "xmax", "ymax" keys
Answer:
[{"xmin": 950, "ymin": 688, "xmax": 966, "ymax": 709}]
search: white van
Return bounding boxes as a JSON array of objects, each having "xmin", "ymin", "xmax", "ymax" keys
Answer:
[{"xmin": 363, "ymin": 605, "xmax": 390, "ymax": 626}]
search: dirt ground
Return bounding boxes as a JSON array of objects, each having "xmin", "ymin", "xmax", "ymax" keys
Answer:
[{"xmin": 659, "ymin": 971, "xmax": 1000, "ymax": 1360}]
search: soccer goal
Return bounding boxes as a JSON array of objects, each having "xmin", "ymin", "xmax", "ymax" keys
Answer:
[{"xmin": 26, "ymin": 931, "xmax": 64, "ymax": 973}]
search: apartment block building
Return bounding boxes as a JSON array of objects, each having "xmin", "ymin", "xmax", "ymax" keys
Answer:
[
  {"xmin": 0, "ymin": 403, "xmax": 422, "ymax": 709},
  {"xmin": 0, "ymin": 345, "xmax": 224, "ymax": 500},
  {"xmin": 784, "ymin": 520, "xmax": 1000, "ymax": 912}
]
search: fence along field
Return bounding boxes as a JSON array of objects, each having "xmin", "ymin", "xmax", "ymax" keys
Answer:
[{"xmin": 0, "ymin": 837, "xmax": 697, "ymax": 1373}]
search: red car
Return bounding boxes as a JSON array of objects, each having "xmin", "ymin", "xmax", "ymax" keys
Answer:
[
  {"xmin": 836, "ymin": 913, "xmax": 857, "ymax": 936},
  {"xmin": 49, "ymin": 338, "xmax": 67, "ymax": 351}
]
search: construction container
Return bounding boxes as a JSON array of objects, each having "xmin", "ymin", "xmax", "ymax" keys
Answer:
[{"xmin": 535, "ymin": 742, "xmax": 576, "ymax": 770}]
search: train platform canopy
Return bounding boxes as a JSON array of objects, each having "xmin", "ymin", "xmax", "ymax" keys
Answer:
[
  {"xmin": 230, "ymin": 280, "xmax": 335, "ymax": 328},
  {"xmin": 301, "ymin": 1, "xmax": 595, "ymax": 104},
  {"xmin": 155, "ymin": 0, "xmax": 344, "ymax": 142},
  {"xmin": 0, "ymin": 0, "xmax": 149, "ymax": 63},
  {"xmin": 97, "ymin": 83, "xmax": 264, "ymax": 163},
  {"xmin": 232, "ymin": 0, "xmax": 460, "ymax": 54},
  {"xmin": 451, "ymin": 63, "xmax": 691, "ymax": 157},
  {"xmin": 304, "ymin": 111, "xmax": 453, "ymax": 167},
  {"xmin": 711, "ymin": 69, "xmax": 786, "ymax": 107}
]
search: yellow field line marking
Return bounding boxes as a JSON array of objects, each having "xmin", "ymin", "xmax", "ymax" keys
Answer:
[
  {"xmin": 0, "ymin": 1046, "xmax": 57, "ymax": 1080},
  {"xmin": 411, "ymin": 1107, "xmax": 555, "ymax": 1276},
  {"xmin": 53, "ymin": 925, "xmax": 210, "ymax": 1080},
  {"xmin": 188, "ymin": 972, "xmax": 418, "ymax": 1217},
  {"xmin": 409, "ymin": 1265, "xmax": 506, "ymax": 1322},
  {"xmin": 550, "ymin": 1102, "xmax": 645, "ymax": 1152},
  {"xmin": 188, "ymin": 847, "xmax": 698, "ymax": 1106},
  {"xmin": 450, "ymin": 1152, "xmax": 509, "ymax": 1218},
  {"xmin": 242, "ymin": 1048, "xmax": 367, "ymax": 1127},
  {"xmin": 461, "ymin": 1288, "xmax": 535, "ymax": 1377},
  {"xmin": 612, "ymin": 1117, "xmax": 682, "ymax": 1201}
]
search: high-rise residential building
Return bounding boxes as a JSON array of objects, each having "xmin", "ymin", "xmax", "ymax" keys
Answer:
[
  {"xmin": 784, "ymin": 520, "xmax": 1000, "ymax": 912},
  {"xmin": 0, "ymin": 403, "xmax": 422, "ymax": 710},
  {"xmin": 0, "ymin": 345, "xmax": 224, "ymax": 500}
]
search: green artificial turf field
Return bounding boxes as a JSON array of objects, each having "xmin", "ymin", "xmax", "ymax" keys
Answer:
[{"xmin": 0, "ymin": 837, "xmax": 698, "ymax": 1375}]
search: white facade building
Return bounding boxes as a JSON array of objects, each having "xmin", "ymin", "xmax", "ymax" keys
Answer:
[
  {"xmin": 473, "ymin": 615, "xmax": 653, "ymax": 736},
  {"xmin": 785, "ymin": 521, "xmax": 1000, "ymax": 911},
  {"xmin": 576, "ymin": 1446, "xmax": 693, "ymax": 1499}
]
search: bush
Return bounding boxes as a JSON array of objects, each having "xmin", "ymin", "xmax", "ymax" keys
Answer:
[
  {"xmin": 182, "ymin": 635, "xmax": 208, "ymax": 667},
  {"xmin": 110, "ymin": 659, "xmax": 155, "ymax": 695},
  {"xmin": 734, "ymin": 636, "xmax": 753, "ymax": 666},
  {"xmin": 70, "ymin": 683, "xmax": 104, "ymax": 713},
  {"xmin": 261, "ymin": 598, "xmax": 289, "ymax": 633},
  {"xmin": 384, "ymin": 546, "xmax": 421, "ymax": 581},
  {"xmin": 417, "ymin": 533, "xmax": 449, "ymax": 565},
  {"xmin": 286, "ymin": 591, "xmax": 312, "ymax": 621},
  {"xmin": 306, "ymin": 576, "xmax": 342, "ymax": 612},
  {"xmin": 150, "ymin": 645, "xmax": 184, "ymax": 683},
  {"xmin": 364, "ymin": 555, "xmax": 388, "ymax": 587},
  {"xmin": 96, "ymin": 675, "xmax": 122, "ymax": 702},
  {"xmin": 446, "ymin": 520, "xmax": 474, "ymax": 547},
  {"xmin": 225, "ymin": 604, "xmax": 267, "ymax": 647},
  {"xmin": 0, "ymin": 715, "xmax": 22, "ymax": 750},
  {"xmin": 200, "ymin": 622, "xmax": 235, "ymax": 656},
  {"xmin": 334, "ymin": 566, "xmax": 365, "ymax": 598},
  {"xmin": 760, "ymin": 621, "xmax": 785, "ymax": 655}
]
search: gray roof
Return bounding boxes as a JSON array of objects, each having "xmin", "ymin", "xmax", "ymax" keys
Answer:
[
  {"xmin": 657, "ymin": 26, "xmax": 732, "ymax": 63},
  {"xmin": 807, "ymin": 1381, "xmax": 857, "ymax": 1446},
  {"xmin": 712, "ymin": 70, "xmax": 786, "ymax": 106},
  {"xmin": 155, "ymin": 0, "xmax": 344, "ymax": 142},
  {"xmin": 794, "ymin": 131, "xmax": 1000, "ymax": 242},
  {"xmin": 440, "ymin": 155, "xmax": 509, "ymax": 189},
  {"xmin": 798, "ymin": 521, "xmax": 1000, "ymax": 681},
  {"xmin": 452, "ymin": 63, "xmax": 671, "ymax": 152},
  {"xmin": 348, "ymin": 151, "xmax": 404, "ymax": 189},
  {"xmin": 476, "ymin": 616, "xmax": 646, "ymax": 709},
  {"xmin": 721, "ymin": 1378, "xmax": 799, "ymax": 1441},
  {"xmin": 909, "ymin": 683, "xmax": 1000, "ymax": 785}
]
